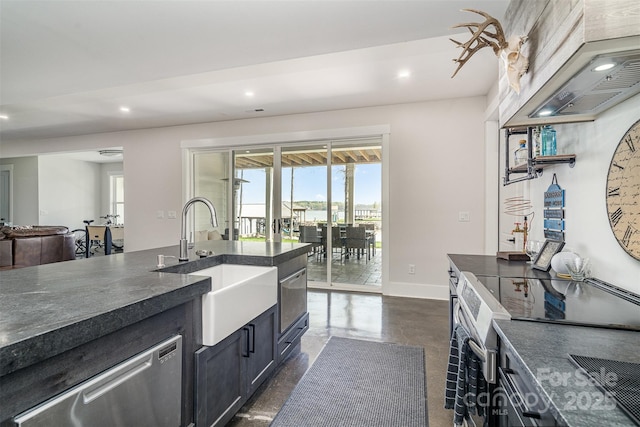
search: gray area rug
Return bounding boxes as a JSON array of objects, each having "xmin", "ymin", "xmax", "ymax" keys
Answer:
[{"xmin": 270, "ymin": 336, "xmax": 428, "ymax": 427}]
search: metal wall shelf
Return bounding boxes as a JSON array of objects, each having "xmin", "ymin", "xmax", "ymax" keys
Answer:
[{"xmin": 503, "ymin": 127, "xmax": 577, "ymax": 185}]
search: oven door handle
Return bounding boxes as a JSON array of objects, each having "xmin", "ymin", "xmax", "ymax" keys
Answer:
[
  {"xmin": 453, "ymin": 302, "xmax": 499, "ymax": 383},
  {"xmin": 468, "ymin": 339, "xmax": 486, "ymax": 362},
  {"xmin": 453, "ymin": 301, "xmax": 463, "ymax": 325},
  {"xmin": 453, "ymin": 303, "xmax": 487, "ymax": 362}
]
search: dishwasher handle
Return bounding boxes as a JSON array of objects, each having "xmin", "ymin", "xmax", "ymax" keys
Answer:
[
  {"xmin": 83, "ymin": 357, "xmax": 153, "ymax": 404},
  {"xmin": 280, "ymin": 268, "xmax": 306, "ymax": 285}
]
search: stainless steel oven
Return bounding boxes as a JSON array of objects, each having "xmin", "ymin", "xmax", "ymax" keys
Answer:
[
  {"xmin": 454, "ymin": 272, "xmax": 511, "ymax": 384},
  {"xmin": 447, "ymin": 271, "xmax": 510, "ymax": 427}
]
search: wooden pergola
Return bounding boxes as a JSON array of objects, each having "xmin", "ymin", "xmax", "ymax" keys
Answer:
[
  {"xmin": 235, "ymin": 146, "xmax": 381, "ymax": 169},
  {"xmin": 234, "ymin": 145, "xmax": 382, "ymax": 230}
]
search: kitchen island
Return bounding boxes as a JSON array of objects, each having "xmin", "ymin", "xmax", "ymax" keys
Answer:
[
  {"xmin": 0, "ymin": 240, "xmax": 310, "ymax": 426},
  {"xmin": 448, "ymin": 254, "xmax": 640, "ymax": 427}
]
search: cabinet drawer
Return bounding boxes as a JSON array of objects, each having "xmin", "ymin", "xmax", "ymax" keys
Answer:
[{"xmin": 277, "ymin": 312, "xmax": 309, "ymax": 363}]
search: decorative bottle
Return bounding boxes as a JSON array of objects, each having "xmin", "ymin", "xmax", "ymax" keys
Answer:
[
  {"xmin": 541, "ymin": 125, "xmax": 557, "ymax": 156},
  {"xmin": 533, "ymin": 126, "xmax": 542, "ymax": 157},
  {"xmin": 514, "ymin": 140, "xmax": 528, "ymax": 167}
]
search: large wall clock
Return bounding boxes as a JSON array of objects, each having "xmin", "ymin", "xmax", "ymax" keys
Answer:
[{"xmin": 606, "ymin": 118, "xmax": 640, "ymax": 261}]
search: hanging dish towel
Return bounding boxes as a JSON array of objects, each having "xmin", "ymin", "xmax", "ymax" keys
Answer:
[{"xmin": 444, "ymin": 324, "xmax": 487, "ymax": 426}]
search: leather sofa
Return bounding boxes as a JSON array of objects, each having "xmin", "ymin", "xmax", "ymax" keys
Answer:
[{"xmin": 0, "ymin": 226, "xmax": 76, "ymax": 269}]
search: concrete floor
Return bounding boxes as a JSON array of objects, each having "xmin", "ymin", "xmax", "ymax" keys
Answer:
[{"xmin": 228, "ymin": 289, "xmax": 452, "ymax": 427}]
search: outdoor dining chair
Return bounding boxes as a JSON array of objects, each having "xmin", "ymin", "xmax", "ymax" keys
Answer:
[{"xmin": 345, "ymin": 226, "xmax": 370, "ymax": 262}]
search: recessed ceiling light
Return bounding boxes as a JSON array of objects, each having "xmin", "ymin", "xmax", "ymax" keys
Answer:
[
  {"xmin": 593, "ymin": 63, "xmax": 615, "ymax": 72},
  {"xmin": 0, "ymin": 114, "xmax": 8, "ymax": 120},
  {"xmin": 119, "ymin": 106, "xmax": 131, "ymax": 113},
  {"xmin": 245, "ymin": 91, "xmax": 254, "ymax": 97},
  {"xmin": 397, "ymin": 70, "xmax": 411, "ymax": 79},
  {"xmin": 538, "ymin": 109, "xmax": 554, "ymax": 117}
]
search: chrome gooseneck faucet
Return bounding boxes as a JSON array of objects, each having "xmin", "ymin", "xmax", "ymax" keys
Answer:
[{"xmin": 180, "ymin": 197, "xmax": 218, "ymax": 261}]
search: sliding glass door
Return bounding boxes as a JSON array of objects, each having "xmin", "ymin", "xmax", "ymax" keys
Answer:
[
  {"xmin": 233, "ymin": 147, "xmax": 278, "ymax": 242},
  {"xmin": 281, "ymin": 144, "xmax": 329, "ymax": 283},
  {"xmin": 189, "ymin": 137, "xmax": 382, "ymax": 291},
  {"xmin": 192, "ymin": 151, "xmax": 231, "ymax": 241},
  {"xmin": 328, "ymin": 140, "xmax": 382, "ymax": 288}
]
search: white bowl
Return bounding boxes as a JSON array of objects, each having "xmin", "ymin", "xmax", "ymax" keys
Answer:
[{"xmin": 550, "ymin": 251, "xmax": 579, "ymax": 274}]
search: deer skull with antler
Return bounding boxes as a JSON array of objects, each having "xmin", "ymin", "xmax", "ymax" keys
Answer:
[{"xmin": 450, "ymin": 9, "xmax": 529, "ymax": 94}]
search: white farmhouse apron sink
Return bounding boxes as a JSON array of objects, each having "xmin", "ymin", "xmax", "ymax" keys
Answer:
[{"xmin": 190, "ymin": 264, "xmax": 277, "ymax": 346}]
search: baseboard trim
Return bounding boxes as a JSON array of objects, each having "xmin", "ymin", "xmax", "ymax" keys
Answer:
[{"xmin": 383, "ymin": 281, "xmax": 448, "ymax": 300}]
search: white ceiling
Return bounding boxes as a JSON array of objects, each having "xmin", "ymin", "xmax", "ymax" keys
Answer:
[{"xmin": 0, "ymin": 0, "xmax": 509, "ymax": 144}]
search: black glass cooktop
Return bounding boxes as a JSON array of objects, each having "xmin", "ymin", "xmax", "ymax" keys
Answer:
[{"xmin": 475, "ymin": 276, "xmax": 640, "ymax": 331}]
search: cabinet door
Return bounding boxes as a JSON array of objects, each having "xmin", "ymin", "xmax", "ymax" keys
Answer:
[
  {"xmin": 195, "ymin": 330, "xmax": 245, "ymax": 427},
  {"xmin": 245, "ymin": 305, "xmax": 277, "ymax": 396}
]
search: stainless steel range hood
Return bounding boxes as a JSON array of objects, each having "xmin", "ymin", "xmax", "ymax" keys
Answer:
[{"xmin": 504, "ymin": 36, "xmax": 640, "ymax": 127}]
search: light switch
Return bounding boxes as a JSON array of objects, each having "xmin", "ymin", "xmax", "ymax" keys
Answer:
[
  {"xmin": 156, "ymin": 210, "xmax": 164, "ymax": 219},
  {"xmin": 458, "ymin": 211, "xmax": 470, "ymax": 222},
  {"xmin": 167, "ymin": 211, "xmax": 177, "ymax": 219}
]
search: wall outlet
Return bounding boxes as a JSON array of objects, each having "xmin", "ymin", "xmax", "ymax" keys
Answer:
[
  {"xmin": 408, "ymin": 264, "xmax": 415, "ymax": 275},
  {"xmin": 156, "ymin": 210, "xmax": 164, "ymax": 219},
  {"xmin": 458, "ymin": 211, "xmax": 470, "ymax": 222},
  {"xmin": 167, "ymin": 210, "xmax": 177, "ymax": 219}
]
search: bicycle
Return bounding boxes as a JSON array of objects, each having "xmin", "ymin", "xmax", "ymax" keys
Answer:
[
  {"xmin": 71, "ymin": 215, "xmax": 124, "ymax": 258},
  {"xmin": 100, "ymin": 214, "xmax": 119, "ymax": 226},
  {"xmin": 70, "ymin": 220, "xmax": 95, "ymax": 258}
]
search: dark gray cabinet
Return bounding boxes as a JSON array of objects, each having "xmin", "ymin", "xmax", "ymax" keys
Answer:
[
  {"xmin": 195, "ymin": 305, "xmax": 277, "ymax": 427},
  {"xmin": 195, "ymin": 330, "xmax": 244, "ymax": 427},
  {"xmin": 277, "ymin": 312, "xmax": 309, "ymax": 363},
  {"xmin": 245, "ymin": 307, "xmax": 277, "ymax": 396}
]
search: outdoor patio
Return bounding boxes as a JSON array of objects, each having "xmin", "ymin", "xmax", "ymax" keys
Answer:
[{"xmin": 306, "ymin": 247, "xmax": 382, "ymax": 287}]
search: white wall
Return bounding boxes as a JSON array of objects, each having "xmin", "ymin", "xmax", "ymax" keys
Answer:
[
  {"xmin": 0, "ymin": 156, "xmax": 39, "ymax": 225},
  {"xmin": 503, "ymin": 94, "xmax": 640, "ymax": 292},
  {"xmin": 38, "ymin": 156, "xmax": 102, "ymax": 228},
  {"xmin": 0, "ymin": 97, "xmax": 489, "ymax": 299}
]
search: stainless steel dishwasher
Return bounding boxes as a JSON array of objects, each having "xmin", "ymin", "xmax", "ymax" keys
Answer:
[{"xmin": 13, "ymin": 335, "xmax": 182, "ymax": 427}]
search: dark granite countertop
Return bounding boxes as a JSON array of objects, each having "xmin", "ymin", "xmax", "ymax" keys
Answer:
[
  {"xmin": 448, "ymin": 253, "xmax": 564, "ymax": 279},
  {"xmin": 448, "ymin": 254, "xmax": 640, "ymax": 426},
  {"xmin": 494, "ymin": 320, "xmax": 639, "ymax": 427},
  {"xmin": 0, "ymin": 241, "xmax": 310, "ymax": 376}
]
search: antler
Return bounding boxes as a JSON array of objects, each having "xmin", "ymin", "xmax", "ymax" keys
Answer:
[{"xmin": 450, "ymin": 9, "xmax": 508, "ymax": 78}]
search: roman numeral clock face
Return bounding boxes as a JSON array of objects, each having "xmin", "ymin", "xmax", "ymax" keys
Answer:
[{"xmin": 606, "ymin": 119, "xmax": 640, "ymax": 261}]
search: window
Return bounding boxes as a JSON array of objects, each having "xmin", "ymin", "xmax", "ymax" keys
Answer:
[{"xmin": 110, "ymin": 173, "xmax": 124, "ymax": 224}]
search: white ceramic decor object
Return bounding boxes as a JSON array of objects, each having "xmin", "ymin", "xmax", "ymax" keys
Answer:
[{"xmin": 550, "ymin": 251, "xmax": 579, "ymax": 275}]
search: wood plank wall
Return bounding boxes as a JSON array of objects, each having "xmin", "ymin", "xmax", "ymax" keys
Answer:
[
  {"xmin": 498, "ymin": 0, "xmax": 639, "ymax": 127},
  {"xmin": 584, "ymin": 0, "xmax": 640, "ymax": 41},
  {"xmin": 499, "ymin": 0, "xmax": 584, "ymax": 127}
]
